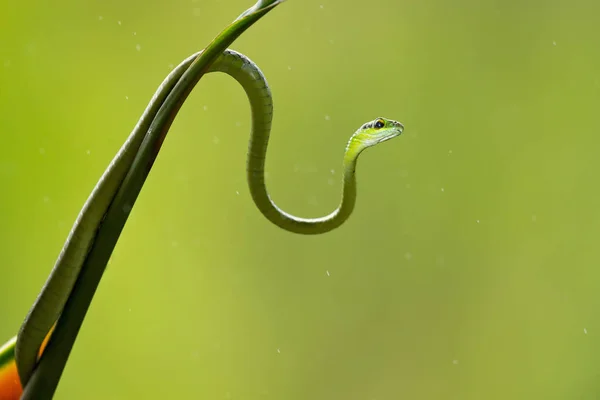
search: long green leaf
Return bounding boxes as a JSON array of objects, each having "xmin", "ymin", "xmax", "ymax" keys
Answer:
[{"xmin": 20, "ymin": 1, "xmax": 285, "ymax": 398}]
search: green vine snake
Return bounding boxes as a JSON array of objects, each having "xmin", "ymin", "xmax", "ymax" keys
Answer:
[{"xmin": 0, "ymin": 1, "xmax": 403, "ymax": 398}]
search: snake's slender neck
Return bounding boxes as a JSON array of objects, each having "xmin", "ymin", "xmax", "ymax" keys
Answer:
[{"xmin": 209, "ymin": 50, "xmax": 363, "ymax": 234}]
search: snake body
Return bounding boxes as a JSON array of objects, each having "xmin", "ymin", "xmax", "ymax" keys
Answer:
[{"xmin": 215, "ymin": 50, "xmax": 404, "ymax": 233}]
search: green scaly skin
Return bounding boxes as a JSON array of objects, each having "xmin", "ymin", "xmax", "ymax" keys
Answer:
[
  {"xmin": 213, "ymin": 50, "xmax": 404, "ymax": 233},
  {"xmin": 6, "ymin": 0, "xmax": 404, "ymax": 398}
]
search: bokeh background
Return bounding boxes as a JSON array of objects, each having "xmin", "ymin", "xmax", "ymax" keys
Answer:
[{"xmin": 2, "ymin": 0, "xmax": 600, "ymax": 398}]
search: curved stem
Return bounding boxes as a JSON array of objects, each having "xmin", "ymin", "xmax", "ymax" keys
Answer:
[{"xmin": 19, "ymin": 1, "xmax": 284, "ymax": 398}]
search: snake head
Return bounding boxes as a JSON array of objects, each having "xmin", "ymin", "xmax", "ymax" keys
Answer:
[{"xmin": 352, "ymin": 117, "xmax": 404, "ymax": 149}]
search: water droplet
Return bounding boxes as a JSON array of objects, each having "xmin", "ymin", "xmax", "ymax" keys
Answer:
[
  {"xmin": 441, "ymin": 187, "xmax": 445, "ymax": 192},
  {"xmin": 98, "ymin": 16, "xmax": 103, "ymax": 21},
  {"xmin": 39, "ymin": 148, "xmax": 45, "ymax": 155},
  {"xmin": 319, "ymin": 4, "xmax": 324, "ymax": 8},
  {"xmin": 326, "ymin": 270, "xmax": 330, "ymax": 276},
  {"xmin": 235, "ymin": 190, "xmax": 240, "ymax": 195},
  {"xmin": 404, "ymin": 252, "xmax": 412, "ymax": 260},
  {"xmin": 531, "ymin": 214, "xmax": 537, "ymax": 222},
  {"xmin": 213, "ymin": 136, "xmax": 220, "ymax": 144},
  {"xmin": 330, "ymin": 169, "xmax": 335, "ymax": 174},
  {"xmin": 86, "ymin": 150, "xmax": 91, "ymax": 155},
  {"xmin": 476, "ymin": 220, "xmax": 480, "ymax": 224},
  {"xmin": 287, "ymin": 66, "xmax": 292, "ymax": 70},
  {"xmin": 325, "ymin": 115, "xmax": 331, "ymax": 121},
  {"xmin": 452, "ymin": 359, "xmax": 459, "ymax": 365},
  {"xmin": 584, "ymin": 328, "xmax": 588, "ymax": 334},
  {"xmin": 203, "ymin": 105, "xmax": 208, "ymax": 111},
  {"xmin": 117, "ymin": 20, "xmax": 122, "ymax": 26},
  {"xmin": 135, "ymin": 44, "xmax": 141, "ymax": 51},
  {"xmin": 277, "ymin": 348, "xmax": 281, "ymax": 354},
  {"xmin": 133, "ymin": 31, "xmax": 137, "ymax": 36},
  {"xmin": 552, "ymin": 41, "xmax": 557, "ymax": 46},
  {"xmin": 125, "ymin": 95, "xmax": 129, "ymax": 100}
]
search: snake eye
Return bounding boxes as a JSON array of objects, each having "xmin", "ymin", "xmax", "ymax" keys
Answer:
[{"xmin": 374, "ymin": 119, "xmax": 385, "ymax": 129}]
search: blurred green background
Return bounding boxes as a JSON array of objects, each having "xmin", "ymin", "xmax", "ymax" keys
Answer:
[{"xmin": 2, "ymin": 0, "xmax": 600, "ymax": 398}]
